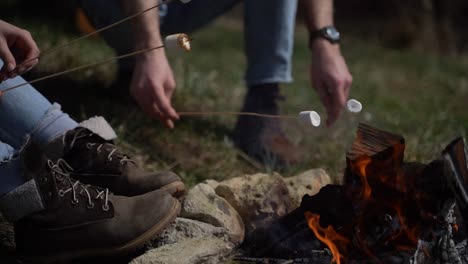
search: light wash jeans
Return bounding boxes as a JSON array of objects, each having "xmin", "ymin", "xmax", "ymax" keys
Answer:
[
  {"xmin": 0, "ymin": 60, "xmax": 78, "ymax": 195},
  {"xmin": 78, "ymin": 0, "xmax": 298, "ymax": 86}
]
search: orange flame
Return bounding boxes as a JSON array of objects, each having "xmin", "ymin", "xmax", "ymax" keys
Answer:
[
  {"xmin": 305, "ymin": 212, "xmax": 349, "ymax": 264},
  {"xmin": 354, "ymin": 157, "xmax": 372, "ymax": 200}
]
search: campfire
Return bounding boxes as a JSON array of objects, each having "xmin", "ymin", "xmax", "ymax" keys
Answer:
[{"xmin": 242, "ymin": 123, "xmax": 468, "ymax": 264}]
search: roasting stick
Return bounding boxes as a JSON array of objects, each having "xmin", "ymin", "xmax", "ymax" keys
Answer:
[
  {"xmin": 37, "ymin": 0, "xmax": 172, "ymax": 57},
  {"xmin": 0, "ymin": 44, "xmax": 162, "ymax": 94},
  {"xmin": 179, "ymin": 111, "xmax": 322, "ymax": 127},
  {"xmin": 179, "ymin": 99, "xmax": 363, "ymax": 127},
  {"xmin": 0, "ymin": 34, "xmax": 191, "ymax": 95},
  {"xmin": 178, "ymin": 111, "xmax": 296, "ymax": 119},
  {"xmin": 4, "ymin": 0, "xmax": 190, "ymax": 75}
]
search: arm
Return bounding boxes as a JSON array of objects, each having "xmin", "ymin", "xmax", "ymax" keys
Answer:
[
  {"xmin": 301, "ymin": 0, "xmax": 353, "ymax": 126},
  {"xmin": 303, "ymin": 0, "xmax": 334, "ymax": 31},
  {"xmin": 121, "ymin": 0, "xmax": 179, "ymax": 129},
  {"xmin": 0, "ymin": 20, "xmax": 40, "ymax": 82}
]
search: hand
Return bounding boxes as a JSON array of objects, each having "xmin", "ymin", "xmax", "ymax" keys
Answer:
[
  {"xmin": 0, "ymin": 20, "xmax": 40, "ymax": 82},
  {"xmin": 130, "ymin": 49, "xmax": 179, "ymax": 128},
  {"xmin": 310, "ymin": 40, "xmax": 353, "ymax": 126}
]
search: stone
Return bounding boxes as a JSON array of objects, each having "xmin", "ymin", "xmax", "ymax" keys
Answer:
[
  {"xmin": 131, "ymin": 237, "xmax": 234, "ymax": 264},
  {"xmin": 284, "ymin": 169, "xmax": 332, "ymax": 207},
  {"xmin": 215, "ymin": 173, "xmax": 294, "ymax": 234},
  {"xmin": 202, "ymin": 179, "xmax": 219, "ymax": 189},
  {"xmin": 180, "ymin": 183, "xmax": 244, "ymax": 245},
  {"xmin": 150, "ymin": 218, "xmax": 230, "ymax": 248}
]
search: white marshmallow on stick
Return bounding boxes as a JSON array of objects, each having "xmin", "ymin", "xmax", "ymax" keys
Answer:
[
  {"xmin": 347, "ymin": 99, "xmax": 363, "ymax": 113},
  {"xmin": 298, "ymin": 111, "xmax": 321, "ymax": 127},
  {"xmin": 164, "ymin": 33, "xmax": 191, "ymax": 53}
]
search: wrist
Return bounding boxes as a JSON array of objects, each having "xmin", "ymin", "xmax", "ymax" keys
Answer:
[
  {"xmin": 310, "ymin": 39, "xmax": 340, "ymax": 53},
  {"xmin": 134, "ymin": 35, "xmax": 166, "ymax": 58},
  {"xmin": 309, "ymin": 26, "xmax": 340, "ymax": 49},
  {"xmin": 135, "ymin": 39, "xmax": 164, "ymax": 50},
  {"xmin": 134, "ymin": 31, "xmax": 164, "ymax": 48},
  {"xmin": 135, "ymin": 46, "xmax": 166, "ymax": 62}
]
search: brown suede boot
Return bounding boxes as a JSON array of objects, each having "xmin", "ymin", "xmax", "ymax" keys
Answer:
[
  {"xmin": 48, "ymin": 119, "xmax": 185, "ymax": 197},
  {"xmin": 12, "ymin": 143, "xmax": 180, "ymax": 262}
]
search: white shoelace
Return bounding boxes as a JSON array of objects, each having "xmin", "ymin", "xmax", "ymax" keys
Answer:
[{"xmin": 48, "ymin": 159, "xmax": 110, "ymax": 210}]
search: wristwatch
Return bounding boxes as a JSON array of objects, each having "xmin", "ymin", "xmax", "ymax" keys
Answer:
[{"xmin": 309, "ymin": 26, "xmax": 341, "ymax": 45}]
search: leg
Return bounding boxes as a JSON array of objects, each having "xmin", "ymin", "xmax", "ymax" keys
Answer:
[
  {"xmin": 164, "ymin": 0, "xmax": 299, "ymax": 167},
  {"xmin": 0, "ymin": 60, "xmax": 78, "ymax": 149},
  {"xmin": 78, "ymin": 0, "xmax": 240, "ymax": 71},
  {"xmin": 0, "ymin": 141, "xmax": 180, "ymax": 260},
  {"xmin": 0, "ymin": 142, "xmax": 25, "ymax": 196},
  {"xmin": 160, "ymin": 0, "xmax": 239, "ymax": 34},
  {"xmin": 244, "ymin": 0, "xmax": 298, "ymax": 85},
  {"xmin": 0, "ymin": 74, "xmax": 182, "ymax": 243},
  {"xmin": 234, "ymin": 0, "xmax": 300, "ymax": 168}
]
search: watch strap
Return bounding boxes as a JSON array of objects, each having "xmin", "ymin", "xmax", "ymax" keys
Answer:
[{"xmin": 309, "ymin": 26, "xmax": 340, "ymax": 46}]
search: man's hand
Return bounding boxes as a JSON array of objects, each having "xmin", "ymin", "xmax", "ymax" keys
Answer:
[
  {"xmin": 310, "ymin": 40, "xmax": 352, "ymax": 126},
  {"xmin": 0, "ymin": 20, "xmax": 40, "ymax": 82},
  {"xmin": 121, "ymin": 0, "xmax": 180, "ymax": 128},
  {"xmin": 130, "ymin": 50, "xmax": 179, "ymax": 129}
]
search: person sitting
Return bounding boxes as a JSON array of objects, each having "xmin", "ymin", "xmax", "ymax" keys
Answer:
[{"xmin": 0, "ymin": 20, "xmax": 184, "ymax": 261}]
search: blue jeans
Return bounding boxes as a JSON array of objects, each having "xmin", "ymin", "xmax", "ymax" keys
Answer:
[
  {"xmin": 78, "ymin": 0, "xmax": 297, "ymax": 86},
  {"xmin": 0, "ymin": 60, "xmax": 78, "ymax": 195}
]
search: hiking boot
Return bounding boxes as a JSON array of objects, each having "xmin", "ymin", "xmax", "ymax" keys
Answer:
[
  {"xmin": 48, "ymin": 117, "xmax": 185, "ymax": 197},
  {"xmin": 233, "ymin": 84, "xmax": 302, "ymax": 169},
  {"xmin": 13, "ymin": 143, "xmax": 180, "ymax": 262}
]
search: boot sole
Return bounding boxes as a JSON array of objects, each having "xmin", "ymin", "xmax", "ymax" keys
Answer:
[
  {"xmin": 160, "ymin": 181, "xmax": 186, "ymax": 199},
  {"xmin": 26, "ymin": 198, "xmax": 181, "ymax": 263}
]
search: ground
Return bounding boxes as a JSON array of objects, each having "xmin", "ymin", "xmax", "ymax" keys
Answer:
[{"xmin": 1, "ymin": 3, "xmax": 468, "ymax": 186}]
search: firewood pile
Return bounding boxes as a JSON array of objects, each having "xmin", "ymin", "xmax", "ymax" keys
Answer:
[{"xmin": 241, "ymin": 123, "xmax": 468, "ymax": 264}]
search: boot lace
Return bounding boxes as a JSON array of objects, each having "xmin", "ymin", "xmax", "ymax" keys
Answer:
[
  {"xmin": 67, "ymin": 127, "xmax": 136, "ymax": 166},
  {"xmin": 85, "ymin": 143, "xmax": 136, "ymax": 165},
  {"xmin": 47, "ymin": 159, "xmax": 111, "ymax": 211}
]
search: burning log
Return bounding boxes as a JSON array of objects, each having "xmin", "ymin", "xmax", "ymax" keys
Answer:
[
  {"xmin": 243, "ymin": 123, "xmax": 468, "ymax": 264},
  {"xmin": 244, "ymin": 124, "xmax": 468, "ymax": 264},
  {"xmin": 323, "ymin": 124, "xmax": 455, "ymax": 261},
  {"xmin": 344, "ymin": 122, "xmax": 406, "ymax": 200},
  {"xmin": 243, "ymin": 185, "xmax": 352, "ymax": 260}
]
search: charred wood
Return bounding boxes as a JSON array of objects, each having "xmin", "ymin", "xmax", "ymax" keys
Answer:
[
  {"xmin": 442, "ymin": 138, "xmax": 468, "ymax": 232},
  {"xmin": 346, "ymin": 123, "xmax": 405, "ymax": 162},
  {"xmin": 242, "ymin": 206, "xmax": 322, "ymax": 259}
]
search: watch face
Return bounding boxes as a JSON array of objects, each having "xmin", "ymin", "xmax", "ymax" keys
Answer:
[{"xmin": 326, "ymin": 27, "xmax": 340, "ymax": 41}]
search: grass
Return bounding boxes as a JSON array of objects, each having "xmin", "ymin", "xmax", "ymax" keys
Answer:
[{"xmin": 1, "ymin": 6, "xmax": 467, "ymax": 186}]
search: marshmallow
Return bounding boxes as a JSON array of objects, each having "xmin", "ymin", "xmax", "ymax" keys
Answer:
[
  {"xmin": 298, "ymin": 111, "xmax": 321, "ymax": 127},
  {"xmin": 179, "ymin": 0, "xmax": 192, "ymax": 3},
  {"xmin": 164, "ymin": 33, "xmax": 191, "ymax": 52},
  {"xmin": 347, "ymin": 99, "xmax": 362, "ymax": 113}
]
